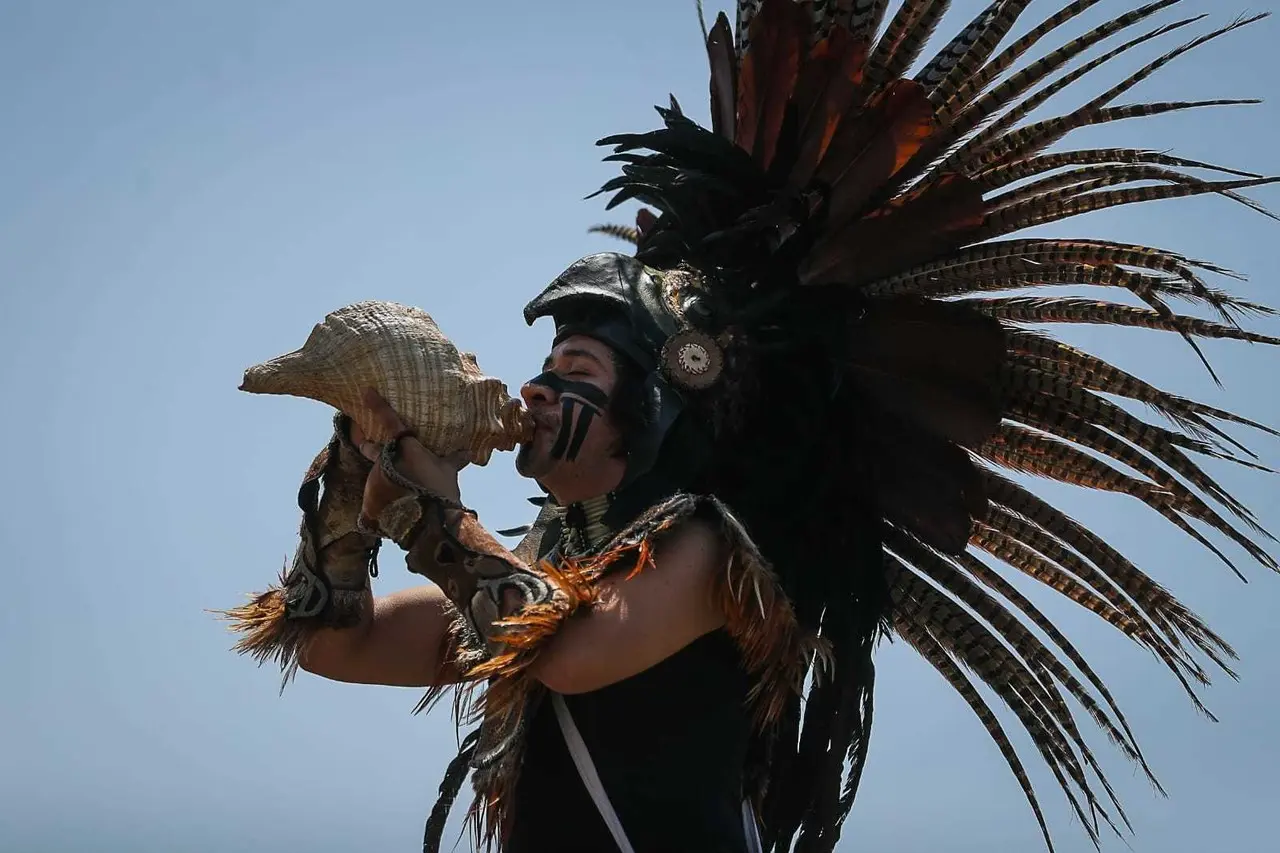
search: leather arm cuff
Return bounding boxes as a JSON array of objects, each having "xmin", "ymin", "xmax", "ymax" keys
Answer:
[
  {"xmin": 377, "ymin": 491, "xmax": 561, "ymax": 654},
  {"xmin": 282, "ymin": 412, "xmax": 381, "ymax": 625}
]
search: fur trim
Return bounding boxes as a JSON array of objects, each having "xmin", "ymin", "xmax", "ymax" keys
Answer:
[
  {"xmin": 214, "ymin": 570, "xmax": 370, "ymax": 690},
  {"xmin": 217, "ymin": 413, "xmax": 378, "ymax": 688}
]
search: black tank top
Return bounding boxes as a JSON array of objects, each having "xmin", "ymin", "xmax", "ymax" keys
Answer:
[{"xmin": 505, "ymin": 628, "xmax": 753, "ymax": 853}]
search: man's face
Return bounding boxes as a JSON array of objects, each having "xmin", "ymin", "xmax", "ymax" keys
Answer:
[{"xmin": 516, "ymin": 334, "xmax": 623, "ymax": 486}]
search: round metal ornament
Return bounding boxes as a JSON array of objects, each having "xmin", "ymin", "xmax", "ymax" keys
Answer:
[{"xmin": 660, "ymin": 329, "xmax": 723, "ymax": 390}]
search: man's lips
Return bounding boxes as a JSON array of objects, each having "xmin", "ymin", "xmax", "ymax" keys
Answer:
[{"xmin": 526, "ymin": 411, "xmax": 560, "ymax": 440}]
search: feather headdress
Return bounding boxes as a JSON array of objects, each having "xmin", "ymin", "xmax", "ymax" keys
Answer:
[{"xmin": 581, "ymin": 1, "xmax": 1278, "ymax": 850}]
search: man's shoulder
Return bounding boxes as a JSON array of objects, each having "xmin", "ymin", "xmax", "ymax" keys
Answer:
[
  {"xmin": 604, "ymin": 492, "xmax": 747, "ymax": 578},
  {"xmin": 651, "ymin": 514, "xmax": 726, "ymax": 570},
  {"xmin": 614, "ymin": 491, "xmax": 740, "ymax": 544}
]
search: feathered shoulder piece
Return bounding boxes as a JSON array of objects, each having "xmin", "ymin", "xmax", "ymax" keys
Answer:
[{"xmin": 586, "ymin": 1, "xmax": 1279, "ymax": 850}]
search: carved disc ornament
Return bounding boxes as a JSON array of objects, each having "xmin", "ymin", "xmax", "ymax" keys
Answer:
[{"xmin": 660, "ymin": 329, "xmax": 724, "ymax": 391}]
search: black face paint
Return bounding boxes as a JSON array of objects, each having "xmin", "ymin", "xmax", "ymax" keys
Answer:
[{"xmin": 525, "ymin": 370, "xmax": 610, "ymax": 462}]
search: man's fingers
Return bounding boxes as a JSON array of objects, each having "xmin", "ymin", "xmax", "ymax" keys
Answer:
[
  {"xmin": 361, "ymin": 386, "xmax": 408, "ymax": 437},
  {"xmin": 359, "ymin": 454, "xmax": 406, "ymax": 522},
  {"xmin": 443, "ymin": 450, "xmax": 472, "ymax": 471},
  {"xmin": 348, "ymin": 419, "xmax": 366, "ymax": 447}
]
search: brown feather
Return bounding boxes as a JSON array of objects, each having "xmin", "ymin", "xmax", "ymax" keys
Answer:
[
  {"xmin": 893, "ymin": 533, "xmax": 1155, "ymax": 796},
  {"xmin": 979, "ymin": 426, "xmax": 1252, "ymax": 573},
  {"xmin": 845, "ymin": 0, "xmax": 890, "ymax": 43},
  {"xmin": 982, "ymin": 473, "xmax": 1238, "ymax": 675},
  {"xmin": 635, "ymin": 207, "xmax": 658, "ymax": 238},
  {"xmin": 971, "ymin": 296, "xmax": 1280, "ymax": 345},
  {"xmin": 865, "ymin": 414, "xmax": 987, "ymax": 554},
  {"xmin": 865, "ymin": 237, "xmax": 1259, "ymax": 327},
  {"xmin": 970, "ymin": 522, "xmax": 1184, "ymax": 661},
  {"xmin": 940, "ymin": 3, "xmax": 1196, "ymax": 175},
  {"xmin": 970, "ymin": 521, "xmax": 1221, "ymax": 711},
  {"xmin": 983, "ymin": 165, "xmax": 1230, "ymax": 214},
  {"xmin": 871, "ymin": 0, "xmax": 952, "ymax": 87},
  {"xmin": 887, "ymin": 0, "xmax": 1110, "ymax": 194},
  {"xmin": 970, "ymin": 102, "xmax": 1266, "ymax": 187},
  {"xmin": 1001, "ymin": 370, "xmax": 1265, "ymax": 533},
  {"xmin": 893, "ymin": 569, "xmax": 1113, "ymax": 842},
  {"xmin": 890, "ymin": 597, "xmax": 1057, "ymax": 853},
  {"xmin": 735, "ymin": 0, "xmax": 809, "ymax": 168},
  {"xmin": 929, "ymin": 0, "xmax": 1032, "ymax": 108},
  {"xmin": 1005, "ymin": 391, "xmax": 1270, "ymax": 542},
  {"xmin": 707, "ymin": 12, "xmax": 737, "ymax": 141},
  {"xmin": 815, "ymin": 79, "xmax": 937, "ymax": 229},
  {"xmin": 786, "ymin": 25, "xmax": 870, "ymax": 192},
  {"xmin": 940, "ymin": 0, "xmax": 1109, "ymax": 118},
  {"xmin": 975, "ymin": 512, "xmax": 1213, "ymax": 681},
  {"xmin": 955, "ymin": 547, "xmax": 1163, "ymax": 793},
  {"xmin": 1008, "ymin": 330, "xmax": 1280, "ymax": 449},
  {"xmin": 954, "ymin": 9, "xmax": 1271, "ymax": 176},
  {"xmin": 803, "ymin": 172, "xmax": 986, "ymax": 286},
  {"xmin": 977, "ymin": 148, "xmax": 1264, "ymax": 191},
  {"xmin": 842, "ymin": 298, "xmax": 1005, "ymax": 448},
  {"xmin": 864, "ymin": 0, "xmax": 928, "ymax": 86},
  {"xmin": 1008, "ymin": 361, "xmax": 1269, "ymax": 512},
  {"xmin": 865, "ymin": 261, "xmax": 1190, "ymax": 305}
]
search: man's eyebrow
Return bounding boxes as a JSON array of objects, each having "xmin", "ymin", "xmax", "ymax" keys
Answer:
[{"xmin": 546, "ymin": 347, "xmax": 605, "ymax": 371}]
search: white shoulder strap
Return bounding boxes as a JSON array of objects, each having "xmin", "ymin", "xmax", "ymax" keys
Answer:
[
  {"xmin": 742, "ymin": 798, "xmax": 764, "ymax": 853},
  {"xmin": 551, "ymin": 693, "xmax": 638, "ymax": 853},
  {"xmin": 552, "ymin": 692, "xmax": 766, "ymax": 853}
]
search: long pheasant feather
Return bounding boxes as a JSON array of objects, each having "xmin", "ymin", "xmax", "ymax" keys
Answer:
[
  {"xmin": 892, "ymin": 530, "xmax": 1152, "ymax": 773},
  {"xmin": 944, "ymin": 2, "xmax": 1194, "ymax": 167},
  {"xmin": 970, "ymin": 522, "xmax": 1221, "ymax": 701},
  {"xmin": 846, "ymin": 0, "xmax": 891, "ymax": 44},
  {"xmin": 892, "ymin": 569, "xmax": 1105, "ymax": 840},
  {"xmin": 955, "ymin": 546, "xmax": 1166, "ymax": 794},
  {"xmin": 867, "ymin": 0, "xmax": 952, "ymax": 88},
  {"xmin": 981, "ymin": 474, "xmax": 1238, "ymax": 666},
  {"xmin": 977, "ymin": 148, "xmax": 1264, "ymax": 190},
  {"xmin": 922, "ymin": 1, "xmax": 1031, "ymax": 105},
  {"xmin": 941, "ymin": 0, "xmax": 1110, "ymax": 118},
  {"xmin": 892, "ymin": 598, "xmax": 1057, "ymax": 851}
]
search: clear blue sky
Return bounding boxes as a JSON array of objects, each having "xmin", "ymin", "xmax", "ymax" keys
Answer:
[{"xmin": 1, "ymin": 1, "xmax": 1277, "ymax": 851}]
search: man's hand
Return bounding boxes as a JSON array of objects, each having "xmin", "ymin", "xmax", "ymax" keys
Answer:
[
  {"xmin": 349, "ymin": 387, "xmax": 469, "ymax": 521},
  {"xmin": 348, "ymin": 387, "xmax": 548, "ymax": 656}
]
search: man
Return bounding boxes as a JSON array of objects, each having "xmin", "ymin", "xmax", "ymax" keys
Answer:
[
  {"xmin": 227, "ymin": 3, "xmax": 1280, "ymax": 852},
  {"xmin": 299, "ymin": 346, "xmax": 730, "ymax": 701},
  {"xmin": 297, "ymin": 331, "xmax": 773, "ymax": 853},
  {"xmin": 226, "ymin": 253, "xmax": 809, "ymax": 853}
]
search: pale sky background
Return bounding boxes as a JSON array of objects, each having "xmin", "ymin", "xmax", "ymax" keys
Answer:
[{"xmin": 1, "ymin": 1, "xmax": 1278, "ymax": 852}]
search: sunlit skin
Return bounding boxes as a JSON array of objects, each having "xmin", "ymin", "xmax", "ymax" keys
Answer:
[
  {"xmin": 298, "ymin": 335, "xmax": 726, "ymax": 694},
  {"xmin": 514, "ymin": 336, "xmax": 628, "ymax": 504}
]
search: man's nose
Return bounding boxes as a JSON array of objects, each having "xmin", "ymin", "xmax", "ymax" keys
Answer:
[{"xmin": 520, "ymin": 380, "xmax": 557, "ymax": 408}]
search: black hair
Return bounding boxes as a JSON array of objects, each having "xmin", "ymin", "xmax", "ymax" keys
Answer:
[{"xmin": 603, "ymin": 347, "xmax": 652, "ymax": 459}]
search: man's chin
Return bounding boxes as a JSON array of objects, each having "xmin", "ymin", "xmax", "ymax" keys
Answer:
[{"xmin": 515, "ymin": 443, "xmax": 550, "ymax": 479}]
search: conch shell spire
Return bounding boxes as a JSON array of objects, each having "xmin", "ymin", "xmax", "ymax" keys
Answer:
[{"xmin": 240, "ymin": 301, "xmax": 534, "ymax": 465}]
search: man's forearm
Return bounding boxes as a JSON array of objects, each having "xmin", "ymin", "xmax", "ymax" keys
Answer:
[{"xmin": 376, "ymin": 490, "xmax": 563, "ymax": 655}]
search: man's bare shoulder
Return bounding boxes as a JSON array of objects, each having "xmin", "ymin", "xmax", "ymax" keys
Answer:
[
  {"xmin": 590, "ymin": 515, "xmax": 727, "ymax": 600},
  {"xmin": 654, "ymin": 516, "xmax": 726, "ymax": 567}
]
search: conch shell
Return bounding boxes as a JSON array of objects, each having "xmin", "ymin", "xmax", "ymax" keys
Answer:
[{"xmin": 240, "ymin": 301, "xmax": 534, "ymax": 465}]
